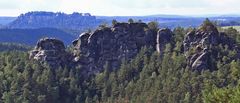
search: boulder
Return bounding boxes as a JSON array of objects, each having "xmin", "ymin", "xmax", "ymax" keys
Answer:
[{"xmin": 29, "ymin": 38, "xmax": 68, "ymax": 68}]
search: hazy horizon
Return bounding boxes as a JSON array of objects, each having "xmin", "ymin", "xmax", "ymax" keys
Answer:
[
  {"xmin": 1, "ymin": 0, "xmax": 240, "ymax": 16},
  {"xmin": 2, "ymin": 11, "xmax": 240, "ymax": 17}
]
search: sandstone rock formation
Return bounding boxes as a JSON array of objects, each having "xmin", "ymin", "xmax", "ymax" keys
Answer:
[
  {"xmin": 29, "ymin": 38, "xmax": 69, "ymax": 68},
  {"xmin": 72, "ymin": 22, "xmax": 157, "ymax": 74},
  {"xmin": 183, "ymin": 20, "xmax": 239, "ymax": 71},
  {"xmin": 29, "ymin": 20, "xmax": 240, "ymax": 74},
  {"xmin": 156, "ymin": 28, "xmax": 174, "ymax": 55},
  {"xmin": 9, "ymin": 11, "xmax": 103, "ymax": 31}
]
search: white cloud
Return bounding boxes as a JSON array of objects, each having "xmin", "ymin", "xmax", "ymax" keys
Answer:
[{"xmin": 204, "ymin": 0, "xmax": 239, "ymax": 7}]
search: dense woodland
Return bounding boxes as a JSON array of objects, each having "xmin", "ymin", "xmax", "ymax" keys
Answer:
[
  {"xmin": 0, "ymin": 43, "xmax": 31, "ymax": 52},
  {"xmin": 0, "ymin": 28, "xmax": 75, "ymax": 45},
  {"xmin": 1, "ymin": 21, "xmax": 240, "ymax": 103}
]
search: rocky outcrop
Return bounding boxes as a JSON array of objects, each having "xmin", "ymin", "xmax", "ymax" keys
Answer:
[
  {"xmin": 29, "ymin": 20, "xmax": 240, "ymax": 74},
  {"xmin": 183, "ymin": 20, "xmax": 219, "ymax": 71},
  {"xmin": 29, "ymin": 38, "xmax": 69, "ymax": 68},
  {"xmin": 183, "ymin": 20, "xmax": 239, "ymax": 71},
  {"xmin": 9, "ymin": 11, "xmax": 103, "ymax": 31},
  {"xmin": 72, "ymin": 22, "xmax": 157, "ymax": 74},
  {"xmin": 156, "ymin": 28, "xmax": 174, "ymax": 55}
]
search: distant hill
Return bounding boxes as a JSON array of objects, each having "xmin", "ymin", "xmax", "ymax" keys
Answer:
[
  {"xmin": 0, "ymin": 17, "xmax": 16, "ymax": 25},
  {"xmin": 0, "ymin": 28, "xmax": 75, "ymax": 45},
  {"xmin": 7, "ymin": 11, "xmax": 240, "ymax": 31},
  {"xmin": 2, "ymin": 12, "xmax": 240, "ymax": 46},
  {"xmin": 97, "ymin": 15, "xmax": 240, "ymax": 28},
  {"xmin": 145, "ymin": 14, "xmax": 188, "ymax": 18},
  {"xmin": 8, "ymin": 11, "xmax": 103, "ymax": 35},
  {"xmin": 97, "ymin": 16, "xmax": 206, "ymax": 28}
]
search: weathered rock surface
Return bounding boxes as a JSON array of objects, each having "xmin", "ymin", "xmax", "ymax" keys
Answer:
[
  {"xmin": 29, "ymin": 20, "xmax": 240, "ymax": 74},
  {"xmin": 183, "ymin": 24, "xmax": 217, "ymax": 71},
  {"xmin": 29, "ymin": 38, "xmax": 69, "ymax": 68},
  {"xmin": 72, "ymin": 22, "xmax": 157, "ymax": 74},
  {"xmin": 183, "ymin": 20, "xmax": 240, "ymax": 71},
  {"xmin": 9, "ymin": 11, "xmax": 103, "ymax": 31},
  {"xmin": 156, "ymin": 28, "xmax": 174, "ymax": 55}
]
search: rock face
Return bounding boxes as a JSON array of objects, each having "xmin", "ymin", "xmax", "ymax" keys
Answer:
[
  {"xmin": 183, "ymin": 20, "xmax": 220, "ymax": 71},
  {"xmin": 72, "ymin": 22, "xmax": 156, "ymax": 74},
  {"xmin": 183, "ymin": 20, "xmax": 239, "ymax": 71},
  {"xmin": 29, "ymin": 20, "xmax": 240, "ymax": 74},
  {"xmin": 29, "ymin": 38, "xmax": 69, "ymax": 68},
  {"xmin": 156, "ymin": 28, "xmax": 174, "ymax": 55},
  {"xmin": 9, "ymin": 11, "xmax": 103, "ymax": 31}
]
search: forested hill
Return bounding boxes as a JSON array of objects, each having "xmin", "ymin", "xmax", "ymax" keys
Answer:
[
  {"xmin": 0, "ymin": 17, "xmax": 16, "ymax": 25},
  {"xmin": 1, "ymin": 19, "xmax": 240, "ymax": 103},
  {"xmin": 0, "ymin": 28, "xmax": 75, "ymax": 45}
]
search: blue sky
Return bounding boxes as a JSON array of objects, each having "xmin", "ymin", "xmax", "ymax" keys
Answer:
[{"xmin": 0, "ymin": 0, "xmax": 240, "ymax": 16}]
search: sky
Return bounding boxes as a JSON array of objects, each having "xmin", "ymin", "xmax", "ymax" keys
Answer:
[{"xmin": 0, "ymin": 0, "xmax": 240, "ymax": 16}]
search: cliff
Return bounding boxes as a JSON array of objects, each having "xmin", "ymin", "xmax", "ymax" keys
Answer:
[
  {"xmin": 8, "ymin": 11, "xmax": 103, "ymax": 31},
  {"xmin": 29, "ymin": 20, "xmax": 240, "ymax": 75}
]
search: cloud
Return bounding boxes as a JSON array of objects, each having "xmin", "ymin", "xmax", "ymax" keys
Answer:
[
  {"xmin": 0, "ymin": 0, "xmax": 21, "ymax": 9},
  {"xmin": 204, "ymin": 0, "xmax": 239, "ymax": 7}
]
